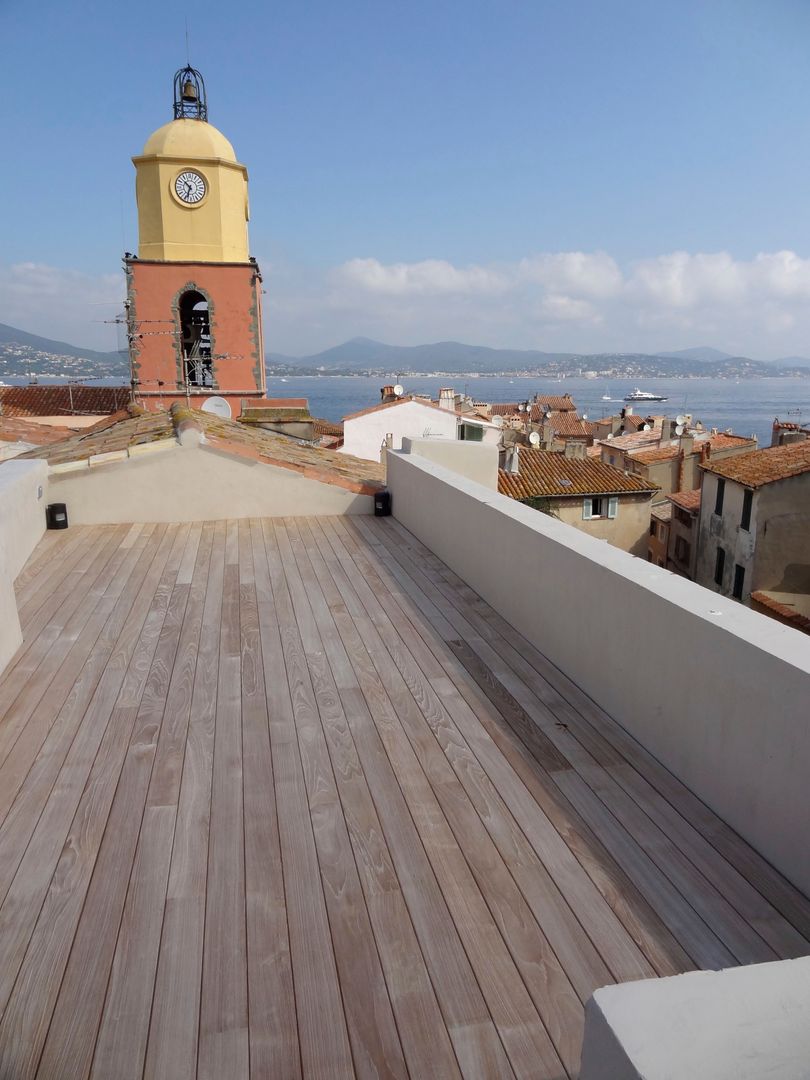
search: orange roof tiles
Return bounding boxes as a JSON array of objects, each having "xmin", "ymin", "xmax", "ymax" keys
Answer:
[
  {"xmin": 0, "ymin": 417, "xmax": 74, "ymax": 446},
  {"xmin": 751, "ymin": 591, "xmax": 810, "ymax": 634},
  {"xmin": 498, "ymin": 449, "xmax": 659, "ymax": 500},
  {"xmin": 548, "ymin": 413, "xmax": 590, "ymax": 438},
  {"xmin": 490, "ymin": 395, "xmax": 577, "ymax": 418},
  {"xmin": 630, "ymin": 445, "xmax": 679, "ymax": 464},
  {"xmin": 702, "ymin": 441, "xmax": 810, "ymax": 488},
  {"xmin": 21, "ymin": 405, "xmax": 384, "ymax": 495},
  {"xmin": 0, "ymin": 385, "xmax": 131, "ymax": 417},
  {"xmin": 668, "ymin": 489, "xmax": 702, "ymax": 512},
  {"xmin": 312, "ymin": 417, "xmax": 344, "ymax": 437},
  {"xmin": 343, "ymin": 396, "xmax": 448, "ymax": 422},
  {"xmin": 651, "ymin": 503, "xmax": 672, "ymax": 523}
]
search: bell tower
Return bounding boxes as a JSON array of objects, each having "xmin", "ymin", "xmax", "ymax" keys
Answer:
[{"xmin": 125, "ymin": 66, "xmax": 267, "ymax": 414}]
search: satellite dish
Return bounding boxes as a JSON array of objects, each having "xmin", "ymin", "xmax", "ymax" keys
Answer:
[
  {"xmin": 529, "ymin": 431, "xmax": 541, "ymax": 446},
  {"xmin": 518, "ymin": 402, "xmax": 526, "ymax": 412},
  {"xmin": 492, "ymin": 415, "xmax": 504, "ymax": 428},
  {"xmin": 606, "ymin": 432, "xmax": 614, "ymax": 440},
  {"xmin": 675, "ymin": 424, "xmax": 685, "ymax": 436},
  {"xmin": 201, "ymin": 396, "xmax": 232, "ymax": 419},
  {"xmin": 393, "ymin": 384, "xmax": 405, "ymax": 397},
  {"xmin": 582, "ymin": 413, "xmax": 588, "ymax": 420},
  {"xmin": 642, "ymin": 423, "xmax": 651, "ymax": 431},
  {"xmin": 676, "ymin": 414, "xmax": 686, "ymax": 426}
]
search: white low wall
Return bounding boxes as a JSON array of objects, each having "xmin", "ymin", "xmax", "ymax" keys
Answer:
[
  {"xmin": 400, "ymin": 437, "xmax": 499, "ymax": 489},
  {"xmin": 386, "ymin": 450, "xmax": 810, "ymax": 895},
  {"xmin": 580, "ymin": 957, "xmax": 810, "ymax": 1079},
  {"xmin": 47, "ymin": 444, "xmax": 375, "ymax": 524},
  {"xmin": 0, "ymin": 460, "xmax": 48, "ymax": 675}
]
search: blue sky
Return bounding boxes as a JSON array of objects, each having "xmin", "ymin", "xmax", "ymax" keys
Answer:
[{"xmin": 3, "ymin": 0, "xmax": 810, "ymax": 357}]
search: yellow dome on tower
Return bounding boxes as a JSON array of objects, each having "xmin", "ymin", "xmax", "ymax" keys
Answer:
[{"xmin": 142, "ymin": 118, "xmax": 238, "ymax": 163}]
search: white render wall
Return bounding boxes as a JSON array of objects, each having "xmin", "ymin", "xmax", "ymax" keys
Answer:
[
  {"xmin": 386, "ymin": 449, "xmax": 810, "ymax": 895},
  {"xmin": 341, "ymin": 400, "xmax": 458, "ymax": 462},
  {"xmin": 47, "ymin": 443, "xmax": 375, "ymax": 524},
  {"xmin": 400, "ymin": 437, "xmax": 499, "ymax": 489},
  {"xmin": 0, "ymin": 460, "xmax": 49, "ymax": 676},
  {"xmin": 580, "ymin": 957, "xmax": 810, "ymax": 1079}
]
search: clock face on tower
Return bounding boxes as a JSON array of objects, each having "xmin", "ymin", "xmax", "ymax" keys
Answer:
[{"xmin": 174, "ymin": 170, "xmax": 207, "ymax": 204}]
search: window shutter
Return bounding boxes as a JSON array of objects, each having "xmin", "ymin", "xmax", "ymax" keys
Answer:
[
  {"xmin": 608, "ymin": 497, "xmax": 618, "ymax": 519},
  {"xmin": 582, "ymin": 498, "xmax": 592, "ymax": 520}
]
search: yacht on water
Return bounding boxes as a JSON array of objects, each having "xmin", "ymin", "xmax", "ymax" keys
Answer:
[{"xmin": 624, "ymin": 387, "xmax": 668, "ymax": 402}]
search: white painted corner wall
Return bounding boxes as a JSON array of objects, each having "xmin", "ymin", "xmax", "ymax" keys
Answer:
[
  {"xmin": 386, "ymin": 449, "xmax": 810, "ymax": 895},
  {"xmin": 0, "ymin": 460, "xmax": 49, "ymax": 676}
]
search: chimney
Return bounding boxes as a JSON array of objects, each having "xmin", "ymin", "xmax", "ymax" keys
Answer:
[
  {"xmin": 439, "ymin": 387, "xmax": 455, "ymax": 411},
  {"xmin": 660, "ymin": 418, "xmax": 675, "ymax": 444},
  {"xmin": 563, "ymin": 441, "xmax": 586, "ymax": 460},
  {"xmin": 680, "ymin": 432, "xmax": 695, "ymax": 456},
  {"xmin": 625, "ymin": 405, "xmax": 634, "ymax": 416},
  {"xmin": 508, "ymin": 445, "xmax": 520, "ymax": 474},
  {"xmin": 380, "ymin": 385, "xmax": 396, "ymax": 403}
]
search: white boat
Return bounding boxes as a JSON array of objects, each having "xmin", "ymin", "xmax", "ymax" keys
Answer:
[{"xmin": 624, "ymin": 387, "xmax": 668, "ymax": 402}]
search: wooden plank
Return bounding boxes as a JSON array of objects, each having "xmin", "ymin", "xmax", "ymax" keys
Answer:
[
  {"xmin": 0, "ymin": 524, "xmax": 185, "ymax": 1077},
  {"xmin": 266, "ymin": 520, "xmax": 407, "ymax": 1079},
  {"xmin": 356, "ymin": 517, "xmax": 751, "ymax": 971},
  {"xmin": 334, "ymin": 518, "xmax": 656, "ymax": 989},
  {"xmin": 239, "ymin": 520, "xmax": 300, "ymax": 1080},
  {"xmin": 288, "ymin": 517, "xmax": 463, "ymax": 1080},
  {"xmin": 21, "ymin": 526, "xmax": 191, "ymax": 1080},
  {"xmin": 144, "ymin": 522, "xmax": 227, "ymax": 1080},
  {"xmin": 292, "ymin": 521, "xmax": 511, "ymax": 1078},
  {"xmin": 90, "ymin": 524, "xmax": 211, "ymax": 1080},
  {"xmin": 198, "ymin": 520, "xmax": 249, "ymax": 1078},
  {"xmin": 311, "ymin": 518, "xmax": 566, "ymax": 1079}
]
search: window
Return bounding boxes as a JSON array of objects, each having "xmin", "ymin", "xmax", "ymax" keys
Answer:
[
  {"xmin": 714, "ymin": 545, "xmax": 726, "ymax": 586},
  {"xmin": 675, "ymin": 507, "xmax": 692, "ymax": 527},
  {"xmin": 649, "ymin": 520, "xmax": 656, "ymax": 536},
  {"xmin": 583, "ymin": 496, "xmax": 618, "ymax": 520},
  {"xmin": 733, "ymin": 563, "xmax": 745, "ymax": 600},
  {"xmin": 714, "ymin": 477, "xmax": 725, "ymax": 516},
  {"xmin": 741, "ymin": 489, "xmax": 753, "ymax": 531},
  {"xmin": 674, "ymin": 536, "xmax": 691, "ymax": 564},
  {"xmin": 459, "ymin": 422, "xmax": 483, "ymax": 442},
  {"xmin": 179, "ymin": 290, "xmax": 213, "ymax": 387}
]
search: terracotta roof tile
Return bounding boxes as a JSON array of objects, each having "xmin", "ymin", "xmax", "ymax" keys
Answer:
[
  {"xmin": 498, "ymin": 449, "xmax": 659, "ymax": 500},
  {"xmin": 491, "ymin": 395, "xmax": 576, "ymax": 416},
  {"xmin": 548, "ymin": 413, "xmax": 590, "ymax": 437},
  {"xmin": 631, "ymin": 445, "xmax": 679, "ymax": 464},
  {"xmin": 20, "ymin": 404, "xmax": 384, "ymax": 495},
  {"xmin": 665, "ymin": 490, "xmax": 704, "ymax": 514},
  {"xmin": 0, "ymin": 417, "xmax": 74, "ymax": 446},
  {"xmin": 312, "ymin": 417, "xmax": 344, "ymax": 437},
  {"xmin": 0, "ymin": 385, "xmax": 131, "ymax": 417},
  {"xmin": 701, "ymin": 441, "xmax": 810, "ymax": 488},
  {"xmin": 651, "ymin": 503, "xmax": 673, "ymax": 523},
  {"xmin": 668, "ymin": 489, "xmax": 702, "ymax": 512},
  {"xmin": 751, "ymin": 591, "xmax": 810, "ymax": 634},
  {"xmin": 343, "ymin": 395, "xmax": 450, "ymax": 422}
]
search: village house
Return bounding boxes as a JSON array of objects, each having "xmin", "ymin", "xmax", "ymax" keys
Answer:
[
  {"xmin": 498, "ymin": 444, "xmax": 659, "ymax": 556},
  {"xmin": 696, "ymin": 440, "xmax": 810, "ymax": 633},
  {"xmin": 666, "ymin": 488, "xmax": 702, "ymax": 579}
]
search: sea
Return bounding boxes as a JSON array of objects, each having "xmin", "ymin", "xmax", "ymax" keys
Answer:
[{"xmin": 5, "ymin": 374, "xmax": 809, "ymax": 449}]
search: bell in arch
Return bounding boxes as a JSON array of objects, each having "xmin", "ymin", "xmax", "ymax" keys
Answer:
[{"xmin": 173, "ymin": 65, "xmax": 208, "ymax": 121}]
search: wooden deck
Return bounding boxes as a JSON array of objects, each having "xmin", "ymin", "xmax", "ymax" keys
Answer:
[{"xmin": 2, "ymin": 516, "xmax": 809, "ymax": 1079}]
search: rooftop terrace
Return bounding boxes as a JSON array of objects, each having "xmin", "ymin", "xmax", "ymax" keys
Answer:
[{"xmin": 2, "ymin": 512, "xmax": 809, "ymax": 1077}]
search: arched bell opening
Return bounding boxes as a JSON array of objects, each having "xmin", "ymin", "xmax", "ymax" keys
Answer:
[{"xmin": 179, "ymin": 290, "xmax": 213, "ymax": 388}]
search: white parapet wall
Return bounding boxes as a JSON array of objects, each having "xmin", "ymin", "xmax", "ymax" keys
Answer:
[
  {"xmin": 399, "ymin": 437, "xmax": 499, "ymax": 489},
  {"xmin": 580, "ymin": 957, "xmax": 810, "ymax": 1079},
  {"xmin": 386, "ymin": 449, "xmax": 810, "ymax": 895},
  {"xmin": 0, "ymin": 460, "xmax": 49, "ymax": 676}
]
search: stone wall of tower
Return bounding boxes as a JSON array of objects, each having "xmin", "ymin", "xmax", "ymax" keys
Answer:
[{"xmin": 125, "ymin": 258, "xmax": 266, "ymax": 413}]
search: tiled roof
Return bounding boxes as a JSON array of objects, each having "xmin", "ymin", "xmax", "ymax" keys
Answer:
[
  {"xmin": 668, "ymin": 489, "xmax": 702, "ymax": 512},
  {"xmin": 598, "ymin": 430, "xmax": 663, "ymax": 451},
  {"xmin": 701, "ymin": 441, "xmax": 810, "ymax": 488},
  {"xmin": 651, "ymin": 503, "xmax": 672, "ymax": 523},
  {"xmin": 548, "ymin": 413, "xmax": 590, "ymax": 438},
  {"xmin": 312, "ymin": 417, "xmax": 344, "ymax": 437},
  {"xmin": 498, "ymin": 449, "xmax": 659, "ymax": 500},
  {"xmin": 490, "ymin": 395, "xmax": 576, "ymax": 416},
  {"xmin": 631, "ymin": 445, "xmax": 679, "ymax": 464},
  {"xmin": 21, "ymin": 405, "xmax": 384, "ymax": 495},
  {"xmin": 343, "ymin": 396, "xmax": 449, "ymax": 422},
  {"xmin": 750, "ymin": 591, "xmax": 810, "ymax": 634},
  {"xmin": 704, "ymin": 433, "xmax": 757, "ymax": 452},
  {"xmin": 0, "ymin": 417, "xmax": 73, "ymax": 446},
  {"xmin": 0, "ymin": 385, "xmax": 131, "ymax": 417}
]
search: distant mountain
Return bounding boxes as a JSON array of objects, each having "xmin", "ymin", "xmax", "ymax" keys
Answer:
[
  {"xmin": 266, "ymin": 338, "xmax": 805, "ymax": 377},
  {"xmin": 656, "ymin": 346, "xmax": 735, "ymax": 363},
  {"xmin": 0, "ymin": 322, "xmax": 121, "ymax": 364},
  {"xmin": 268, "ymin": 337, "xmax": 578, "ymax": 374}
]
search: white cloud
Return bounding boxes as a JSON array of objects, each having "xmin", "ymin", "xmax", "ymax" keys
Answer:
[{"xmin": 7, "ymin": 249, "xmax": 810, "ymax": 359}]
